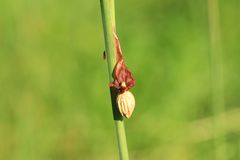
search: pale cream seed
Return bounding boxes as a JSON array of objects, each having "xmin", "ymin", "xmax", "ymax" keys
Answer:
[{"xmin": 117, "ymin": 91, "xmax": 135, "ymax": 118}]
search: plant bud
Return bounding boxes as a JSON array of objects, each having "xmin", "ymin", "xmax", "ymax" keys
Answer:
[{"xmin": 117, "ymin": 91, "xmax": 135, "ymax": 118}]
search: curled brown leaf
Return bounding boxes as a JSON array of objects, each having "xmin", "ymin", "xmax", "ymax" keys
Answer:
[{"xmin": 110, "ymin": 32, "xmax": 135, "ymax": 93}]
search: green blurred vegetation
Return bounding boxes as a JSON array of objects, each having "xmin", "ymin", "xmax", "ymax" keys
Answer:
[{"xmin": 0, "ymin": 0, "xmax": 240, "ymax": 159}]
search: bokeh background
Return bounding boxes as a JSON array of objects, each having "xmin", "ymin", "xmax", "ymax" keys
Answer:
[{"xmin": 0, "ymin": 0, "xmax": 240, "ymax": 159}]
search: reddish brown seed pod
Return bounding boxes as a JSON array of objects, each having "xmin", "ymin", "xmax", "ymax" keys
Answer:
[{"xmin": 108, "ymin": 32, "xmax": 136, "ymax": 118}]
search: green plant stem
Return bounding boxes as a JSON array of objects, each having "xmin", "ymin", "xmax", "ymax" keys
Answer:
[
  {"xmin": 100, "ymin": 0, "xmax": 129, "ymax": 159},
  {"xmin": 207, "ymin": 0, "xmax": 227, "ymax": 159}
]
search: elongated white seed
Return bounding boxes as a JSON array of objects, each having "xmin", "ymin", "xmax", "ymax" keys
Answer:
[{"xmin": 117, "ymin": 91, "xmax": 135, "ymax": 118}]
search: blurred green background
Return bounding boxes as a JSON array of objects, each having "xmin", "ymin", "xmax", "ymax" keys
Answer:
[{"xmin": 0, "ymin": 0, "xmax": 240, "ymax": 159}]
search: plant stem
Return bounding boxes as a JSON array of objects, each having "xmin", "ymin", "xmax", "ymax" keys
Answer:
[
  {"xmin": 100, "ymin": 0, "xmax": 129, "ymax": 159},
  {"xmin": 207, "ymin": 0, "xmax": 227, "ymax": 159}
]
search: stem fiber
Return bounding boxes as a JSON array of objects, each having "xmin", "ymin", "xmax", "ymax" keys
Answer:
[
  {"xmin": 207, "ymin": 0, "xmax": 227, "ymax": 159},
  {"xmin": 100, "ymin": 0, "xmax": 130, "ymax": 159}
]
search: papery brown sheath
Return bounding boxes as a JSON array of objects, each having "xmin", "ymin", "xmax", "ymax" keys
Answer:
[{"xmin": 109, "ymin": 32, "xmax": 135, "ymax": 93}]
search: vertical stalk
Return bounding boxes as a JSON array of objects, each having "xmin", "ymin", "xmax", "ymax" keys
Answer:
[
  {"xmin": 207, "ymin": 0, "xmax": 227, "ymax": 160},
  {"xmin": 100, "ymin": 0, "xmax": 129, "ymax": 159}
]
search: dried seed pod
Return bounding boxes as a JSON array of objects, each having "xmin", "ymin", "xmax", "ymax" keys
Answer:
[{"xmin": 117, "ymin": 90, "xmax": 135, "ymax": 118}]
